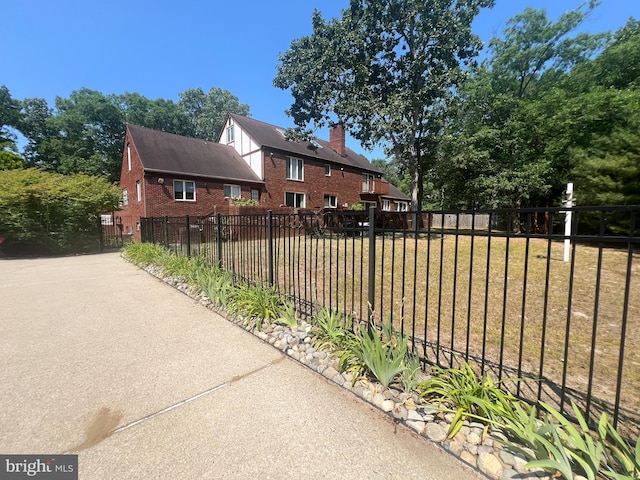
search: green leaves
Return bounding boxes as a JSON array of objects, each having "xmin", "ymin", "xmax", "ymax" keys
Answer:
[
  {"xmin": 418, "ymin": 362, "xmax": 519, "ymax": 438},
  {"xmin": 312, "ymin": 307, "xmax": 351, "ymax": 352},
  {"xmin": 351, "ymin": 321, "xmax": 409, "ymax": 388},
  {"xmin": 227, "ymin": 283, "xmax": 285, "ymax": 331},
  {"xmin": 274, "ymin": 0, "xmax": 494, "ymax": 209},
  {"xmin": 0, "ymin": 168, "xmax": 121, "ymax": 252}
]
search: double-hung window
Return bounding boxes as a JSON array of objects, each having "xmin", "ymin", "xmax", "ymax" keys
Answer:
[
  {"xmin": 286, "ymin": 157, "xmax": 303, "ymax": 181},
  {"xmin": 174, "ymin": 180, "xmax": 195, "ymax": 201},
  {"xmin": 223, "ymin": 184, "xmax": 241, "ymax": 199},
  {"xmin": 226, "ymin": 125, "xmax": 234, "ymax": 143},
  {"xmin": 285, "ymin": 192, "xmax": 305, "ymax": 208}
]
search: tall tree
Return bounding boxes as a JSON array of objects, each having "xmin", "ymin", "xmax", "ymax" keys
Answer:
[
  {"xmin": 443, "ymin": 2, "xmax": 609, "ymax": 208},
  {"xmin": 178, "ymin": 87, "xmax": 250, "ymax": 141},
  {"xmin": 274, "ymin": 0, "xmax": 494, "ymax": 211},
  {"xmin": 21, "ymin": 89, "xmax": 125, "ymax": 181},
  {"xmin": 0, "ymin": 85, "xmax": 21, "ymax": 150},
  {"xmin": 117, "ymin": 92, "xmax": 193, "ymax": 137}
]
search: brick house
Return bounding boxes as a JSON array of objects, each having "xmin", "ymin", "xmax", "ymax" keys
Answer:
[
  {"xmin": 218, "ymin": 113, "xmax": 410, "ymax": 212},
  {"xmin": 118, "ymin": 124, "xmax": 264, "ymax": 239},
  {"xmin": 118, "ymin": 116, "xmax": 410, "ymax": 239}
]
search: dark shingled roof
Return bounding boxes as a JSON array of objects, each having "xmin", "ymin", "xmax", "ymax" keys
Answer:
[
  {"xmin": 128, "ymin": 124, "xmax": 263, "ymax": 184},
  {"xmin": 383, "ymin": 183, "xmax": 411, "ymax": 201},
  {"xmin": 226, "ymin": 113, "xmax": 382, "ymax": 174}
]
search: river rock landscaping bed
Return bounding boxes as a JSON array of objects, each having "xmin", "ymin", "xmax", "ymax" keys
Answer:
[{"xmin": 137, "ymin": 260, "xmax": 580, "ymax": 480}]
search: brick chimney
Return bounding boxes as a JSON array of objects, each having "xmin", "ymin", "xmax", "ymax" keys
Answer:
[{"xmin": 329, "ymin": 124, "xmax": 346, "ymax": 156}]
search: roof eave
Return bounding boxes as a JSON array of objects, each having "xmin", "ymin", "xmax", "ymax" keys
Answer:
[{"xmin": 143, "ymin": 167, "xmax": 264, "ymax": 185}]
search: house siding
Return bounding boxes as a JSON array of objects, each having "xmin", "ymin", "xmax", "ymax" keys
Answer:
[
  {"xmin": 222, "ymin": 117, "xmax": 263, "ymax": 178},
  {"xmin": 262, "ymin": 149, "xmax": 367, "ymax": 210},
  {"xmin": 118, "ymin": 129, "xmax": 146, "ymax": 237}
]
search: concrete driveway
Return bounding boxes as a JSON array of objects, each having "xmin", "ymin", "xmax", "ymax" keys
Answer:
[{"xmin": 0, "ymin": 253, "xmax": 482, "ymax": 479}]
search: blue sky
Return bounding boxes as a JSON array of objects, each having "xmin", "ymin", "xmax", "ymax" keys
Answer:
[{"xmin": 3, "ymin": 0, "xmax": 639, "ymax": 159}]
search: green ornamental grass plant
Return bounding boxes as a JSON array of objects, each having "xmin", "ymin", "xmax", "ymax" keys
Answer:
[
  {"xmin": 197, "ymin": 266, "xmax": 234, "ymax": 307},
  {"xmin": 500, "ymin": 400, "xmax": 640, "ymax": 480},
  {"xmin": 122, "ymin": 242, "xmax": 167, "ymax": 267},
  {"xmin": 227, "ymin": 282, "xmax": 284, "ymax": 331},
  {"xmin": 352, "ymin": 321, "xmax": 409, "ymax": 389},
  {"xmin": 275, "ymin": 301, "xmax": 298, "ymax": 329},
  {"xmin": 312, "ymin": 307, "xmax": 351, "ymax": 352},
  {"xmin": 418, "ymin": 362, "xmax": 523, "ymax": 438}
]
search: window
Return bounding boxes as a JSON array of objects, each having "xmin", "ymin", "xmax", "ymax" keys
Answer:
[
  {"xmin": 122, "ymin": 188, "xmax": 128, "ymax": 206},
  {"xmin": 251, "ymin": 189, "xmax": 260, "ymax": 202},
  {"xmin": 226, "ymin": 125, "xmax": 234, "ymax": 143},
  {"xmin": 286, "ymin": 157, "xmax": 304, "ymax": 181},
  {"xmin": 127, "ymin": 144, "xmax": 131, "ymax": 171},
  {"xmin": 324, "ymin": 194, "xmax": 337, "ymax": 208},
  {"xmin": 382, "ymin": 199, "xmax": 391, "ymax": 211},
  {"xmin": 362, "ymin": 173, "xmax": 374, "ymax": 192},
  {"xmin": 285, "ymin": 192, "xmax": 305, "ymax": 208},
  {"xmin": 174, "ymin": 180, "xmax": 195, "ymax": 201},
  {"xmin": 223, "ymin": 184, "xmax": 241, "ymax": 199},
  {"xmin": 395, "ymin": 201, "xmax": 408, "ymax": 212},
  {"xmin": 325, "ymin": 164, "xmax": 331, "ymax": 177},
  {"xmin": 136, "ymin": 180, "xmax": 141, "ymax": 202}
]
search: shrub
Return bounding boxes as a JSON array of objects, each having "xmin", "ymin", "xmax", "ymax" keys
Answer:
[{"xmin": 0, "ymin": 169, "xmax": 121, "ymax": 253}]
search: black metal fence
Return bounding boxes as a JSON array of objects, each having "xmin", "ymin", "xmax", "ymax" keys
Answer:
[
  {"xmin": 140, "ymin": 206, "xmax": 639, "ymax": 436},
  {"xmin": 100, "ymin": 213, "xmax": 135, "ymax": 251}
]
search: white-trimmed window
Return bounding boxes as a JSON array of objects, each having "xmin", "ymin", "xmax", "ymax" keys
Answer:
[
  {"xmin": 286, "ymin": 157, "xmax": 304, "ymax": 181},
  {"xmin": 285, "ymin": 191, "xmax": 305, "ymax": 208},
  {"xmin": 382, "ymin": 199, "xmax": 391, "ymax": 211},
  {"xmin": 127, "ymin": 144, "xmax": 131, "ymax": 171},
  {"xmin": 362, "ymin": 173, "xmax": 374, "ymax": 192},
  {"xmin": 395, "ymin": 201, "xmax": 408, "ymax": 212},
  {"xmin": 325, "ymin": 164, "xmax": 331, "ymax": 177},
  {"xmin": 136, "ymin": 180, "xmax": 141, "ymax": 202},
  {"xmin": 226, "ymin": 125, "xmax": 234, "ymax": 143},
  {"xmin": 251, "ymin": 189, "xmax": 260, "ymax": 201},
  {"xmin": 324, "ymin": 194, "xmax": 337, "ymax": 208},
  {"xmin": 174, "ymin": 180, "xmax": 195, "ymax": 201},
  {"xmin": 122, "ymin": 188, "xmax": 128, "ymax": 206},
  {"xmin": 223, "ymin": 184, "xmax": 241, "ymax": 199}
]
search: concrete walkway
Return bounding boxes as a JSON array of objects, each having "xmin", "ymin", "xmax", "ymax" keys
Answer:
[{"xmin": 0, "ymin": 253, "xmax": 482, "ymax": 479}]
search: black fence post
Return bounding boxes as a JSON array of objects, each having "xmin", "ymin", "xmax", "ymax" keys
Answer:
[
  {"xmin": 164, "ymin": 216, "xmax": 169, "ymax": 246},
  {"xmin": 368, "ymin": 205, "xmax": 376, "ymax": 325},
  {"xmin": 267, "ymin": 210, "xmax": 274, "ymax": 286},
  {"xmin": 216, "ymin": 213, "xmax": 223, "ymax": 268},
  {"xmin": 98, "ymin": 216, "xmax": 104, "ymax": 252},
  {"xmin": 185, "ymin": 215, "xmax": 191, "ymax": 258}
]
